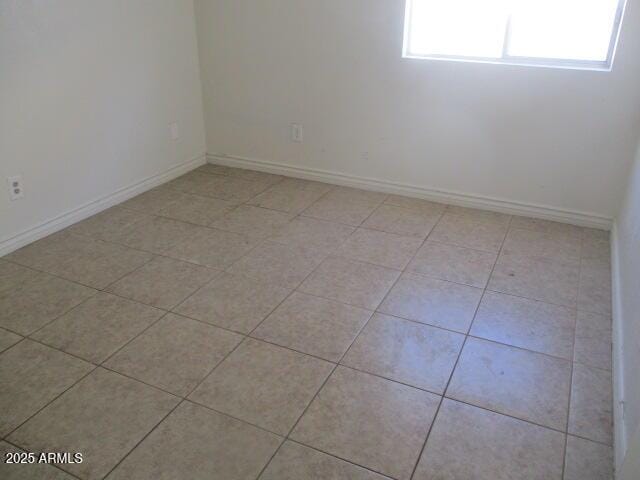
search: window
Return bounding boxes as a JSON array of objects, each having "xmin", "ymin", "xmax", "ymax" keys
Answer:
[{"xmin": 403, "ymin": 0, "xmax": 626, "ymax": 70}]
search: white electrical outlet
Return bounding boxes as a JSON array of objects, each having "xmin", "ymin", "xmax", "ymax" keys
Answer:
[
  {"xmin": 290, "ymin": 123, "xmax": 303, "ymax": 143},
  {"xmin": 7, "ymin": 175, "xmax": 24, "ymax": 201},
  {"xmin": 169, "ymin": 122, "xmax": 179, "ymax": 140}
]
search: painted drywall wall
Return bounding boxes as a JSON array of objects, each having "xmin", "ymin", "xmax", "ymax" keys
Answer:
[
  {"xmin": 194, "ymin": 0, "xmax": 640, "ymax": 221},
  {"xmin": 0, "ymin": 0, "xmax": 206, "ymax": 245},
  {"xmin": 613, "ymin": 139, "xmax": 640, "ymax": 472}
]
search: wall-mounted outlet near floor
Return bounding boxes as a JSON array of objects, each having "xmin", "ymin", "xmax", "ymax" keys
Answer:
[
  {"xmin": 169, "ymin": 122, "xmax": 179, "ymax": 140},
  {"xmin": 7, "ymin": 175, "xmax": 24, "ymax": 201},
  {"xmin": 290, "ymin": 123, "xmax": 303, "ymax": 143}
]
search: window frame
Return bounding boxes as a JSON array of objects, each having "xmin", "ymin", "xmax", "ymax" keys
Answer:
[{"xmin": 402, "ymin": 0, "xmax": 628, "ymax": 71}]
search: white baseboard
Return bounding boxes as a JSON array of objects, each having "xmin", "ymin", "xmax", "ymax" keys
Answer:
[
  {"xmin": 610, "ymin": 221, "xmax": 627, "ymax": 472},
  {"xmin": 0, "ymin": 154, "xmax": 206, "ymax": 257},
  {"xmin": 208, "ymin": 153, "xmax": 612, "ymax": 230}
]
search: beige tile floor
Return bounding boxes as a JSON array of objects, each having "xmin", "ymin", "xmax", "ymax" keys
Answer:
[{"xmin": 0, "ymin": 164, "xmax": 613, "ymax": 480}]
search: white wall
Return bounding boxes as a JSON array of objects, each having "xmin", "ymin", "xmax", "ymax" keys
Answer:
[
  {"xmin": 613, "ymin": 138, "xmax": 640, "ymax": 472},
  {"xmin": 0, "ymin": 0, "xmax": 206, "ymax": 247},
  {"xmin": 195, "ymin": 0, "xmax": 640, "ymax": 222}
]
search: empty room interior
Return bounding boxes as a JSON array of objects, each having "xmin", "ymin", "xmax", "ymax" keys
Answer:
[{"xmin": 2, "ymin": 1, "xmax": 640, "ymax": 479}]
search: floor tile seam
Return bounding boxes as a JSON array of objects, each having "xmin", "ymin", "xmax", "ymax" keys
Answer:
[
  {"xmin": 408, "ymin": 335, "xmax": 470, "ymax": 480},
  {"xmin": 99, "ymin": 321, "xmax": 253, "ymax": 480},
  {"xmin": 164, "ymin": 206, "xmax": 329, "ymax": 331},
  {"xmin": 562, "ymin": 352, "xmax": 577, "ymax": 478},
  {"xmin": 440, "ymin": 394, "xmax": 573, "ymax": 437},
  {"xmin": 279, "ymin": 267, "xmax": 389, "ymax": 447},
  {"xmin": 3, "ymin": 363, "xmax": 99, "ymax": 442},
  {"xmin": 505, "ymin": 225, "xmax": 585, "ymax": 246},
  {"xmin": 318, "ymin": 207, "xmax": 451, "ymax": 480},
  {"xmin": 441, "ymin": 206, "xmax": 513, "ymax": 226},
  {"xmin": 168, "ymin": 178, "xmax": 276, "ymax": 204},
  {"xmin": 94, "ymin": 309, "xmax": 174, "ymax": 367},
  {"xmin": 564, "ymin": 227, "xmax": 583, "ymax": 480},
  {"xmin": 193, "ymin": 167, "xmax": 287, "ymax": 188},
  {"xmin": 276, "ymin": 438, "xmax": 398, "ymax": 480},
  {"xmin": 407, "ymin": 218, "xmax": 511, "ymax": 478},
  {"xmin": 369, "ymin": 210, "xmax": 448, "ymax": 317},
  {"xmin": 16, "ymin": 286, "xmax": 103, "ymax": 339},
  {"xmin": 297, "ymin": 195, "xmax": 389, "ymax": 229}
]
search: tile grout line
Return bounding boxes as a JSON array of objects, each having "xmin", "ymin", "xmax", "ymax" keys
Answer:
[
  {"xmin": 97, "ymin": 329, "xmax": 251, "ymax": 479},
  {"xmin": 408, "ymin": 213, "xmax": 512, "ymax": 480},
  {"xmin": 254, "ymin": 198, "xmax": 397, "ymax": 478},
  {"xmin": 99, "ymin": 214, "xmax": 346, "ymax": 479},
  {"xmin": 560, "ymin": 227, "xmax": 588, "ymax": 478}
]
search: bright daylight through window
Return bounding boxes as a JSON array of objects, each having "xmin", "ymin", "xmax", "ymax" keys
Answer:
[{"xmin": 403, "ymin": 0, "xmax": 625, "ymax": 70}]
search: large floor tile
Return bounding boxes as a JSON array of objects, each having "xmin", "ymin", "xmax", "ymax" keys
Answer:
[
  {"xmin": 336, "ymin": 228, "xmax": 422, "ymax": 270},
  {"xmin": 342, "ymin": 313, "xmax": 464, "ymax": 393},
  {"xmin": 173, "ymin": 272, "xmax": 290, "ymax": 334},
  {"xmin": 60, "ymin": 239, "xmax": 154, "ymax": 289},
  {"xmin": 429, "ymin": 213, "xmax": 508, "ymax": 252},
  {"xmin": 443, "ymin": 206, "xmax": 511, "ymax": 226},
  {"xmin": 569, "ymin": 363, "xmax": 612, "ymax": 444},
  {"xmin": 248, "ymin": 178, "xmax": 332, "ymax": 214},
  {"xmin": 261, "ymin": 441, "xmax": 387, "ymax": 480},
  {"xmin": 227, "ymin": 241, "xmax": 326, "ymax": 289},
  {"xmin": 1, "ymin": 440, "xmax": 77, "ymax": 479},
  {"xmin": 574, "ymin": 311, "xmax": 611, "ymax": 370},
  {"xmin": 6, "ymin": 231, "xmax": 76, "ymax": 272},
  {"xmin": 32, "ymin": 292, "xmax": 163, "ymax": 364},
  {"xmin": 157, "ymin": 193, "xmax": 236, "ymax": 226},
  {"xmin": 470, "ymin": 291, "xmax": 575, "ymax": 358},
  {"xmin": 66, "ymin": 206, "xmax": 149, "ymax": 242},
  {"xmin": 190, "ymin": 339, "xmax": 333, "ymax": 435},
  {"xmin": 564, "ymin": 435, "xmax": 613, "ymax": 480},
  {"xmin": 198, "ymin": 163, "xmax": 283, "ymax": 187},
  {"xmin": 407, "ymin": 241, "xmax": 497, "ymax": 288},
  {"xmin": 0, "ymin": 340, "xmax": 93, "ymax": 437},
  {"xmin": 321, "ymin": 186, "xmax": 387, "ymax": 205},
  {"xmin": 105, "ymin": 256, "xmax": 220, "ymax": 310},
  {"xmin": 510, "ymin": 216, "xmax": 583, "ymax": 241},
  {"xmin": 413, "ymin": 399, "xmax": 565, "ymax": 480},
  {"xmin": 20, "ymin": 233, "xmax": 154, "ymax": 289},
  {"xmin": 378, "ymin": 273, "xmax": 483, "ymax": 333},
  {"xmin": 8, "ymin": 232, "xmax": 154, "ymax": 289},
  {"xmin": 447, "ymin": 337, "xmax": 572, "ymax": 430},
  {"xmin": 269, "ymin": 216, "xmax": 355, "ymax": 254},
  {"xmin": 0, "ymin": 328, "xmax": 22, "ymax": 353},
  {"xmin": 106, "ymin": 401, "xmax": 282, "ymax": 480},
  {"xmin": 169, "ymin": 171, "xmax": 269, "ymax": 202},
  {"xmin": 302, "ymin": 191, "xmax": 379, "ymax": 226},
  {"xmin": 291, "ymin": 366, "xmax": 439, "ymax": 480},
  {"xmin": 383, "ymin": 195, "xmax": 446, "ymax": 215},
  {"xmin": 119, "ymin": 185, "xmax": 185, "ymax": 214},
  {"xmin": 0, "ymin": 260, "xmax": 40, "ymax": 294},
  {"xmin": 9, "ymin": 368, "xmax": 179, "ymax": 480},
  {"xmin": 211, "ymin": 205, "xmax": 293, "ymax": 238},
  {"xmin": 104, "ymin": 314, "xmax": 241, "ymax": 396},
  {"xmin": 164, "ymin": 227, "xmax": 260, "ymax": 269},
  {"xmin": 253, "ymin": 292, "xmax": 372, "ymax": 362},
  {"xmin": 581, "ymin": 228, "xmax": 610, "ymax": 260},
  {"xmin": 107, "ymin": 216, "xmax": 201, "ymax": 254},
  {"xmin": 488, "ymin": 253, "xmax": 579, "ymax": 307},
  {"xmin": 501, "ymin": 228, "xmax": 581, "ymax": 265},
  {"xmin": 0, "ymin": 273, "xmax": 96, "ymax": 335},
  {"xmin": 299, "ymin": 256, "xmax": 400, "ymax": 310},
  {"xmin": 362, "ymin": 204, "xmax": 440, "ymax": 238},
  {"xmin": 578, "ymin": 257, "xmax": 612, "ymax": 315}
]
